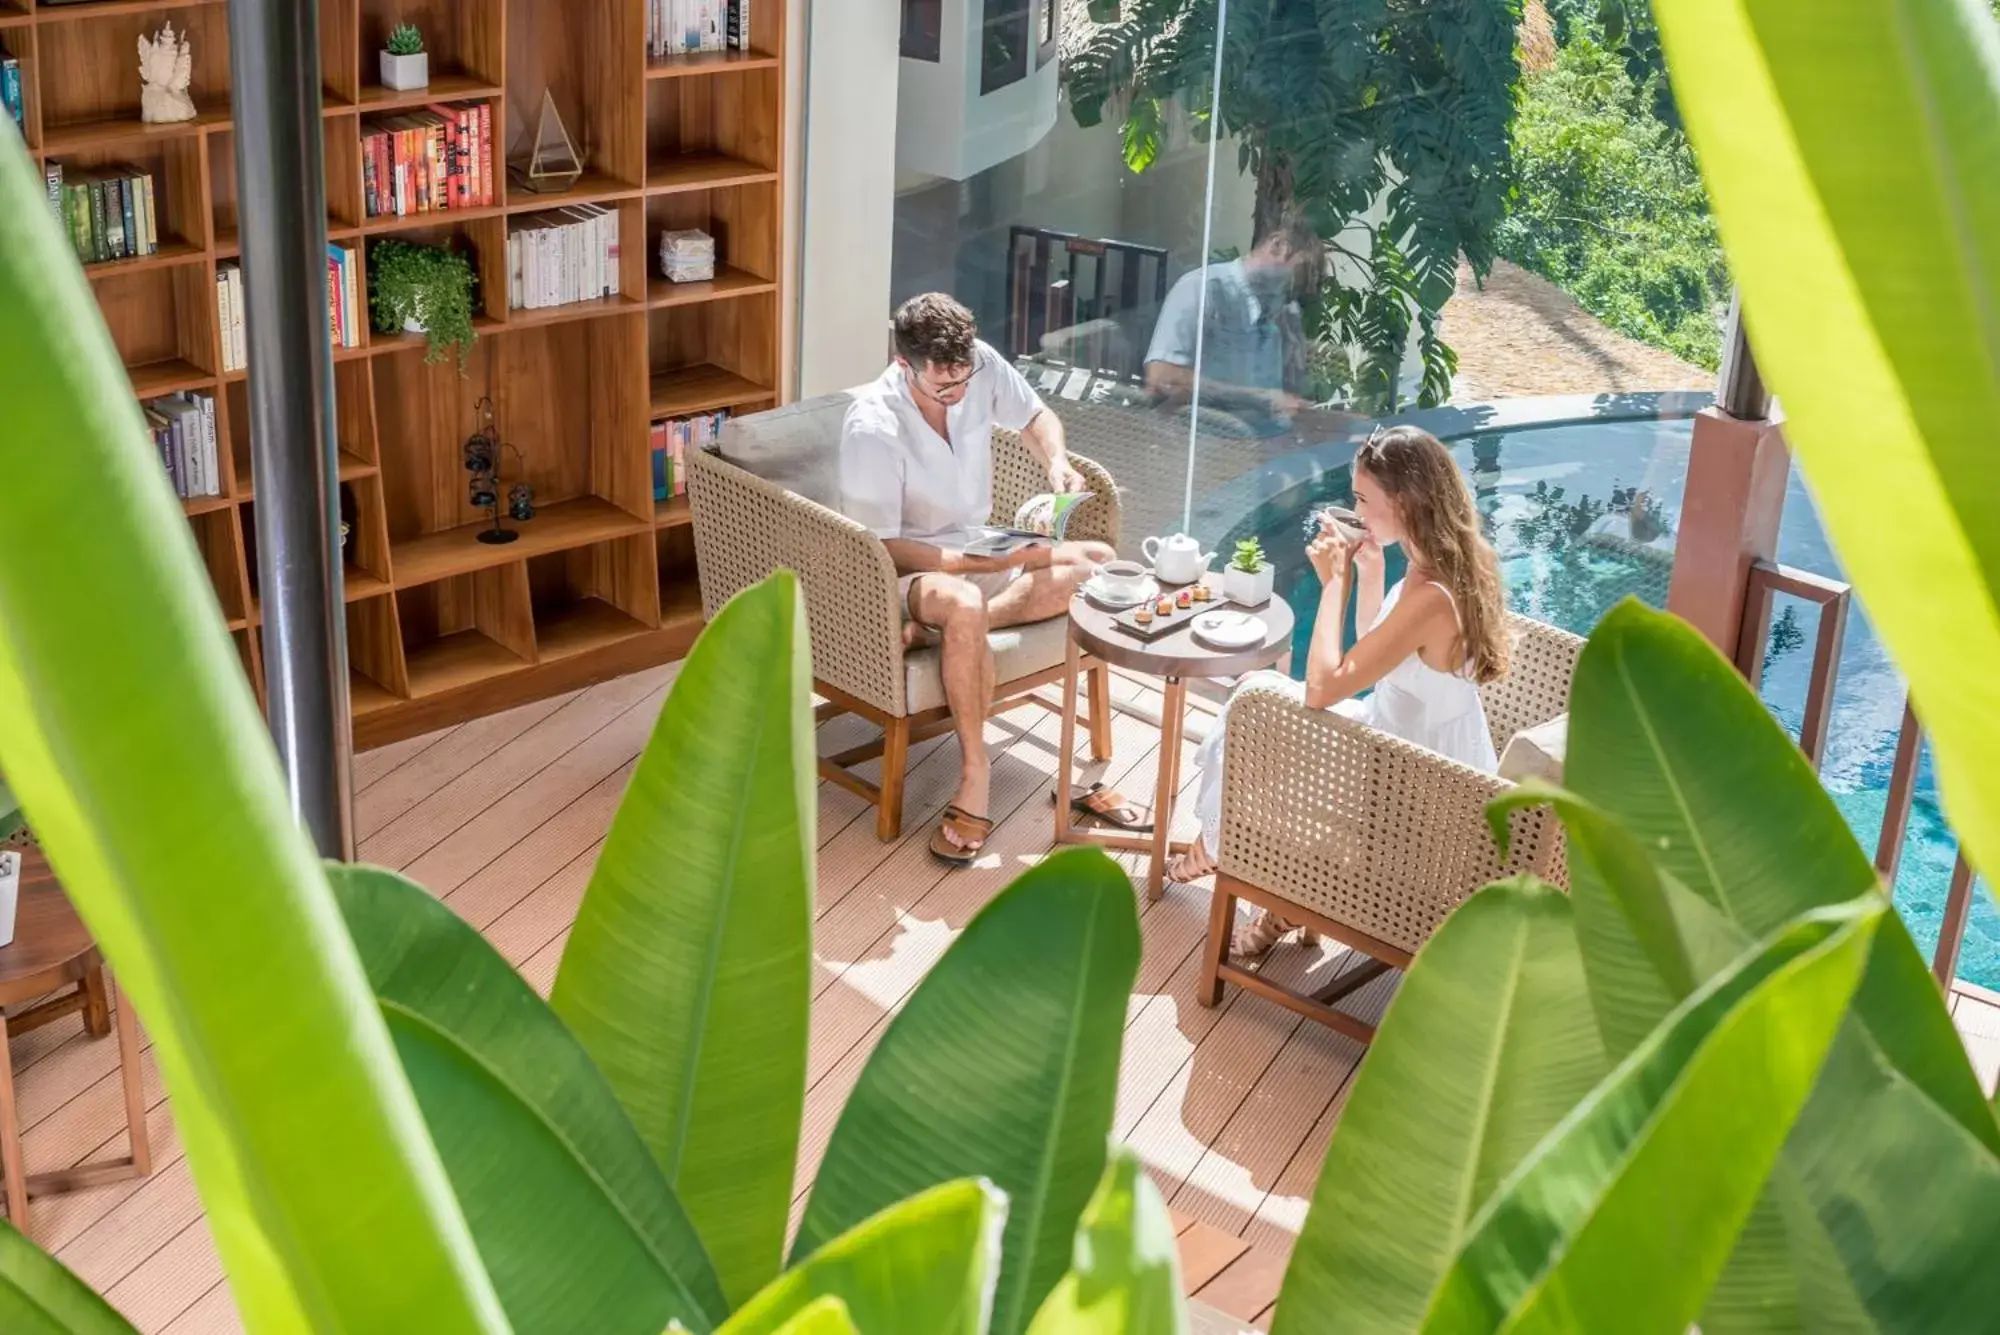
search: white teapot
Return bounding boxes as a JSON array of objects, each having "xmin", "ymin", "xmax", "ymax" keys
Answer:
[{"xmin": 1143, "ymin": 532, "xmax": 1215, "ymax": 585}]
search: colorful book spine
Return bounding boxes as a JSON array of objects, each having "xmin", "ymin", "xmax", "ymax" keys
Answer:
[
  {"xmin": 1, "ymin": 56, "xmax": 23, "ymax": 131},
  {"xmin": 43, "ymin": 161, "xmax": 61, "ymax": 226}
]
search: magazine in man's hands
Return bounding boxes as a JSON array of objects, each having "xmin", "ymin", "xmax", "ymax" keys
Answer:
[{"xmin": 965, "ymin": 491, "xmax": 1096, "ymax": 557}]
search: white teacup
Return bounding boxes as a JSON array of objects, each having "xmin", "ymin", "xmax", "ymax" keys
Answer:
[{"xmin": 1093, "ymin": 559, "xmax": 1151, "ymax": 600}]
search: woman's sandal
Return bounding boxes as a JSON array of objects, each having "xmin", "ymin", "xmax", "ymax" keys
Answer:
[
  {"xmin": 1230, "ymin": 910, "xmax": 1323, "ymax": 963},
  {"xmin": 928, "ymin": 805, "xmax": 994, "ymax": 866},
  {"xmin": 1049, "ymin": 782, "xmax": 1154, "ymax": 832}
]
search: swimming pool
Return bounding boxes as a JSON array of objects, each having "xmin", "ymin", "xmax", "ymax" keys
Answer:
[{"xmin": 1220, "ymin": 416, "xmax": 1997, "ymax": 988}]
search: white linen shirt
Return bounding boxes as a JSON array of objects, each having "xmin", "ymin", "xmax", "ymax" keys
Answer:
[{"xmin": 837, "ymin": 340, "xmax": 1045, "ymax": 546}]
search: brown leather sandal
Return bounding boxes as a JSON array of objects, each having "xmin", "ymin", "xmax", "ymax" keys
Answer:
[
  {"xmin": 1049, "ymin": 782, "xmax": 1154, "ymax": 832},
  {"xmin": 929, "ymin": 805, "xmax": 994, "ymax": 865}
]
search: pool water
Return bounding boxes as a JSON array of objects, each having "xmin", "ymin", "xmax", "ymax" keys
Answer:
[{"xmin": 1223, "ymin": 418, "xmax": 1996, "ymax": 988}]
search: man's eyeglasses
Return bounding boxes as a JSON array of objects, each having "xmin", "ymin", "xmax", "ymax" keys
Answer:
[{"xmin": 913, "ymin": 366, "xmax": 976, "ymax": 397}]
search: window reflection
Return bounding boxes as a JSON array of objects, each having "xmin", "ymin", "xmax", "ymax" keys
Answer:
[
  {"xmin": 980, "ymin": 0, "xmax": 1031, "ymax": 93},
  {"xmin": 901, "ymin": 0, "xmax": 941, "ymax": 63}
]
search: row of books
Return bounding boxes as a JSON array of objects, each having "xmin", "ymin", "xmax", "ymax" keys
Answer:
[
  {"xmin": 47, "ymin": 162, "xmax": 162, "ymax": 265},
  {"xmin": 647, "ymin": 0, "xmax": 755, "ymax": 57},
  {"xmin": 2, "ymin": 49, "xmax": 22, "ymax": 133},
  {"xmin": 507, "ymin": 206, "xmax": 621, "ymax": 311},
  {"xmin": 145, "ymin": 392, "xmax": 221, "ymax": 501},
  {"xmin": 363, "ymin": 103, "xmax": 495, "ymax": 220},
  {"xmin": 218, "ymin": 248, "xmax": 360, "ymax": 372},
  {"xmin": 651, "ymin": 410, "xmax": 727, "ymax": 501}
]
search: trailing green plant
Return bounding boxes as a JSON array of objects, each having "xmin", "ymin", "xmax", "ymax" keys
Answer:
[
  {"xmin": 368, "ymin": 238, "xmax": 476, "ymax": 367},
  {"xmin": 1064, "ymin": 0, "xmax": 1525, "ymax": 412},
  {"xmin": 386, "ymin": 22, "xmax": 424, "ymax": 55},
  {"xmin": 1495, "ymin": 33, "xmax": 1728, "ymax": 368},
  {"xmin": 1229, "ymin": 537, "xmax": 1266, "ymax": 574}
]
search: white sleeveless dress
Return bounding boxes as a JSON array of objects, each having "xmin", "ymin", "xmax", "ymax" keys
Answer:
[{"xmin": 1191, "ymin": 578, "xmax": 1498, "ymax": 858}]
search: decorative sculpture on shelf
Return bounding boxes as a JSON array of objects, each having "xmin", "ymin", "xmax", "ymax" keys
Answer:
[
  {"xmin": 510, "ymin": 91, "xmax": 585, "ymax": 194},
  {"xmin": 137, "ymin": 21, "xmax": 197, "ymax": 125},
  {"xmin": 463, "ymin": 398, "xmax": 533, "ymax": 545}
]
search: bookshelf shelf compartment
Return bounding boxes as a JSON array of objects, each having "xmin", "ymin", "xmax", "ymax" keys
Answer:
[
  {"xmin": 646, "ymin": 265, "xmax": 773, "ymax": 309},
  {"xmin": 40, "ymin": 105, "xmax": 225, "ymax": 154},
  {"xmin": 533, "ymin": 597, "xmax": 652, "ymax": 662},
  {"xmin": 645, "ymin": 153, "xmax": 775, "ymax": 195},
  {"xmin": 33, "ymin": 0, "xmax": 227, "ymax": 22},
  {"xmin": 655, "ymin": 496, "xmax": 690, "ymax": 528},
  {"xmin": 392, "ymin": 496, "xmax": 653, "ymax": 589},
  {"xmin": 646, "ymin": 50, "xmax": 780, "ymax": 80},
  {"xmin": 125, "ymin": 357, "xmax": 214, "ymax": 398},
  {"xmin": 648, "ymin": 363, "xmax": 770, "ymax": 418},
  {"xmin": 82, "ymin": 240, "xmax": 207, "ymax": 278},
  {"xmin": 504, "ymin": 295, "xmax": 645, "ymax": 330},
  {"xmin": 356, "ymin": 70, "xmax": 501, "ymax": 111}
]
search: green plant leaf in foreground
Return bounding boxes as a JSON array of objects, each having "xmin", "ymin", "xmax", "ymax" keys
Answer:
[
  {"xmin": 1651, "ymin": 0, "xmax": 2000, "ymax": 881},
  {"xmin": 1277, "ymin": 881, "xmax": 1606, "ymax": 1335},
  {"xmin": 718, "ymin": 1180, "xmax": 1005, "ymax": 1335},
  {"xmin": 1427, "ymin": 895, "xmax": 1882, "ymax": 1334},
  {"xmin": 552, "ymin": 570, "xmax": 816, "ymax": 1308},
  {"xmin": 330, "ymin": 862, "xmax": 728, "ymax": 1333},
  {"xmin": 768, "ymin": 1297, "xmax": 861, "ymax": 1335},
  {"xmin": 0, "ymin": 1222, "xmax": 137, "ymax": 1334},
  {"xmin": 1559, "ymin": 602, "xmax": 2000, "ymax": 1331},
  {"xmin": 794, "ymin": 847, "xmax": 1140, "ymax": 1335},
  {"xmin": 0, "ymin": 121, "xmax": 503, "ymax": 1331},
  {"xmin": 1026, "ymin": 1149, "xmax": 1187, "ymax": 1335}
]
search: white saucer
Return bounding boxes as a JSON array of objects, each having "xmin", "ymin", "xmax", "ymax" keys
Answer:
[
  {"xmin": 1082, "ymin": 575, "xmax": 1158, "ymax": 609},
  {"xmin": 1191, "ymin": 610, "xmax": 1266, "ymax": 650}
]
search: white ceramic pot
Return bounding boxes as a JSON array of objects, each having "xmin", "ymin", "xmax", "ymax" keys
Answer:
[
  {"xmin": 1222, "ymin": 561, "xmax": 1274, "ymax": 607},
  {"xmin": 380, "ymin": 50, "xmax": 429, "ymax": 92},
  {"xmin": 0, "ymin": 850, "xmax": 19, "ymax": 950}
]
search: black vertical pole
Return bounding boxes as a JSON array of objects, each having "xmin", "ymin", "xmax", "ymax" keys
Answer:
[{"xmin": 226, "ymin": 0, "xmax": 355, "ymax": 858}]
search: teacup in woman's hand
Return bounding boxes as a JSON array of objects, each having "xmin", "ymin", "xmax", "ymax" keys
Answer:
[{"xmin": 1303, "ymin": 505, "xmax": 1367, "ymax": 544}]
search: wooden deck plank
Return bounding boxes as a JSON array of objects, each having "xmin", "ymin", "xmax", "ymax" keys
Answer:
[
  {"xmin": 441, "ymin": 762, "xmax": 635, "ymax": 932},
  {"xmin": 1176, "ymin": 1217, "xmax": 1252, "ymax": 1294},
  {"xmin": 352, "ymin": 724, "xmax": 458, "ymax": 795},
  {"xmin": 30, "ymin": 1102, "xmax": 180, "ymax": 1255},
  {"xmin": 1950, "ymin": 984, "xmax": 2000, "ymax": 1097},
  {"xmin": 359, "ymin": 667, "xmax": 674, "ymax": 869},
  {"xmin": 353, "ymin": 692, "xmax": 574, "ymax": 839},
  {"xmin": 1196, "ymin": 1241, "xmax": 1290, "ymax": 1328},
  {"xmin": 102, "ymin": 1213, "xmax": 224, "ymax": 1332},
  {"xmin": 160, "ymin": 1282, "xmax": 242, "ymax": 1335},
  {"xmin": 398, "ymin": 673, "xmax": 676, "ymax": 895}
]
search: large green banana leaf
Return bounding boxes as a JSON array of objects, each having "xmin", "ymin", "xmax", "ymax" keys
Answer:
[
  {"xmin": 1425, "ymin": 896, "xmax": 1881, "ymax": 1334},
  {"xmin": 794, "ymin": 847, "xmax": 1139, "ymax": 1335},
  {"xmin": 552, "ymin": 571, "xmax": 815, "ymax": 1308},
  {"xmin": 0, "ymin": 1223, "xmax": 137, "ymax": 1334},
  {"xmin": 1650, "ymin": 0, "xmax": 2000, "ymax": 881},
  {"xmin": 1276, "ymin": 881, "xmax": 1605, "ymax": 1334},
  {"xmin": 717, "ymin": 1180, "xmax": 1004, "ymax": 1335},
  {"xmin": 1563, "ymin": 602, "xmax": 2000, "ymax": 1331},
  {"xmin": 0, "ymin": 123, "xmax": 503, "ymax": 1331},
  {"xmin": 1025, "ymin": 1149, "xmax": 1187, "ymax": 1335},
  {"xmin": 331, "ymin": 862, "xmax": 727, "ymax": 1332},
  {"xmin": 769, "ymin": 1297, "xmax": 861, "ymax": 1335}
]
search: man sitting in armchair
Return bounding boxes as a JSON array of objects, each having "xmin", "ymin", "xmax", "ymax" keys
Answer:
[{"xmin": 838, "ymin": 293, "xmax": 1115, "ymax": 866}]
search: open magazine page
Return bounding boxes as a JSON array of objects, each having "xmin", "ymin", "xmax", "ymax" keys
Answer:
[{"xmin": 966, "ymin": 491, "xmax": 1099, "ymax": 556}]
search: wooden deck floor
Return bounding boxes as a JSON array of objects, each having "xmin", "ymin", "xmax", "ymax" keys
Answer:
[{"xmin": 13, "ymin": 662, "xmax": 2000, "ymax": 1332}]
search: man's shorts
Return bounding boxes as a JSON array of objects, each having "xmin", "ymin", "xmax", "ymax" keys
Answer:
[{"xmin": 898, "ymin": 567, "xmax": 1024, "ymax": 625}]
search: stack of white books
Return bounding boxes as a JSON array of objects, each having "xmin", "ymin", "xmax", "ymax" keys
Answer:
[{"xmin": 658, "ymin": 228, "xmax": 715, "ymax": 284}]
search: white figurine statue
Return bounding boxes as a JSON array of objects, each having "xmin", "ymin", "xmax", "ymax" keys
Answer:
[{"xmin": 138, "ymin": 21, "xmax": 196, "ymax": 125}]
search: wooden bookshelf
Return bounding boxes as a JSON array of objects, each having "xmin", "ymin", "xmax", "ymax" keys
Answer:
[{"xmin": 9, "ymin": 0, "xmax": 790, "ymax": 746}]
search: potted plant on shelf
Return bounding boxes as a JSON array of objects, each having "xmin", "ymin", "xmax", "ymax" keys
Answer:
[
  {"xmin": 379, "ymin": 22, "xmax": 428, "ymax": 93},
  {"xmin": 1222, "ymin": 536, "xmax": 1273, "ymax": 606},
  {"xmin": 368, "ymin": 238, "xmax": 476, "ymax": 368}
]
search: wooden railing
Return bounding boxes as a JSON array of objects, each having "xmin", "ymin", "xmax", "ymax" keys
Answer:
[
  {"xmin": 1734, "ymin": 559, "xmax": 1977, "ymax": 989},
  {"xmin": 1005, "ymin": 226, "xmax": 1170, "ymax": 383}
]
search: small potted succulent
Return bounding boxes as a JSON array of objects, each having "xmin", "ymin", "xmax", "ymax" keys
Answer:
[
  {"xmin": 1222, "ymin": 536, "xmax": 1274, "ymax": 607},
  {"xmin": 368, "ymin": 238, "xmax": 477, "ymax": 368},
  {"xmin": 380, "ymin": 22, "xmax": 428, "ymax": 92}
]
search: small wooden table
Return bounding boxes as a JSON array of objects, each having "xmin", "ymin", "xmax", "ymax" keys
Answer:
[
  {"xmin": 0, "ymin": 850, "xmax": 151, "ymax": 1232},
  {"xmin": 1056, "ymin": 578, "xmax": 1294, "ymax": 900}
]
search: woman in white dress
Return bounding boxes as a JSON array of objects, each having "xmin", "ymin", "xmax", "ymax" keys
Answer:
[{"xmin": 1168, "ymin": 425, "xmax": 1512, "ymax": 957}]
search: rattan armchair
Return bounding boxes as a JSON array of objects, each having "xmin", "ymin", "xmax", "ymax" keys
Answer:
[
  {"xmin": 1199, "ymin": 614, "xmax": 1584, "ymax": 1044},
  {"xmin": 687, "ymin": 394, "xmax": 1122, "ymax": 841}
]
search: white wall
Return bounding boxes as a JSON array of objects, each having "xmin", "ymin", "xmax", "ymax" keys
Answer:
[{"xmin": 795, "ymin": 0, "xmax": 900, "ymax": 397}]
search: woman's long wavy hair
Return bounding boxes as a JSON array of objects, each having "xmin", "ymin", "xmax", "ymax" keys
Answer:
[{"xmin": 1355, "ymin": 426, "xmax": 1509, "ymax": 684}]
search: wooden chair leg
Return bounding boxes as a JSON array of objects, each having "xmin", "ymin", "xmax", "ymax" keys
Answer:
[
  {"xmin": 0, "ymin": 1015, "xmax": 27, "ymax": 1233},
  {"xmin": 1200, "ymin": 884, "xmax": 1234, "ymax": 1008},
  {"xmin": 81, "ymin": 965, "xmax": 111, "ymax": 1038},
  {"xmin": 876, "ymin": 716, "xmax": 912, "ymax": 842},
  {"xmin": 1086, "ymin": 662, "xmax": 1114, "ymax": 762},
  {"xmin": 111, "ymin": 973, "xmax": 151, "ymax": 1177}
]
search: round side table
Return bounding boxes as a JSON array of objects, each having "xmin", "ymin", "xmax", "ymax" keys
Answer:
[
  {"xmin": 0, "ymin": 850, "xmax": 151, "ymax": 1232},
  {"xmin": 1056, "ymin": 578, "xmax": 1294, "ymax": 900}
]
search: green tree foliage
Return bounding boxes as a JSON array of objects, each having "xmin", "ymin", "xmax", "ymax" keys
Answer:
[
  {"xmin": 1064, "ymin": 0, "xmax": 1526, "ymax": 412},
  {"xmin": 1496, "ymin": 34, "xmax": 1728, "ymax": 368}
]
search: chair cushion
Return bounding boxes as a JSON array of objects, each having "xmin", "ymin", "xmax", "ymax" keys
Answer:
[
  {"xmin": 1499, "ymin": 712, "xmax": 1568, "ymax": 785},
  {"xmin": 717, "ymin": 392, "xmax": 855, "ymax": 508},
  {"xmin": 903, "ymin": 616, "xmax": 1070, "ymax": 716}
]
